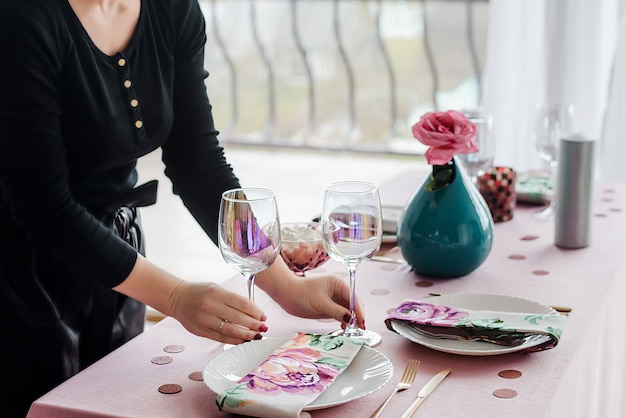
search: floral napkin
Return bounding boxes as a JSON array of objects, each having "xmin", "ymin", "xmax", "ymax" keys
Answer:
[
  {"xmin": 215, "ymin": 332, "xmax": 363, "ymax": 418},
  {"xmin": 516, "ymin": 171, "xmax": 552, "ymax": 205},
  {"xmin": 385, "ymin": 299, "xmax": 567, "ymax": 352}
]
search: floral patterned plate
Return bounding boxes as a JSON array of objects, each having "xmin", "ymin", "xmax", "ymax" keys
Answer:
[
  {"xmin": 203, "ymin": 336, "xmax": 393, "ymax": 410},
  {"xmin": 390, "ymin": 293, "xmax": 556, "ymax": 356}
]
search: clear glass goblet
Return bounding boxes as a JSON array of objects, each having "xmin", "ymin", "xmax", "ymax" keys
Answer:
[
  {"xmin": 457, "ymin": 112, "xmax": 495, "ymax": 186},
  {"xmin": 321, "ymin": 181, "xmax": 383, "ymax": 347},
  {"xmin": 280, "ymin": 222, "xmax": 331, "ymax": 277},
  {"xmin": 218, "ymin": 188, "xmax": 281, "ymax": 303},
  {"xmin": 532, "ymin": 103, "xmax": 576, "ymax": 220}
]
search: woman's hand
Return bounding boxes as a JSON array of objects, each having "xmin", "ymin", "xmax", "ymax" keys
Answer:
[
  {"xmin": 114, "ymin": 255, "xmax": 268, "ymax": 345},
  {"xmin": 256, "ymin": 258, "xmax": 365, "ymax": 330},
  {"xmin": 168, "ymin": 281, "xmax": 268, "ymax": 345}
]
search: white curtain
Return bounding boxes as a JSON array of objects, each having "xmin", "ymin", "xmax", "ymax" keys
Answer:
[{"xmin": 483, "ymin": 0, "xmax": 623, "ymax": 180}]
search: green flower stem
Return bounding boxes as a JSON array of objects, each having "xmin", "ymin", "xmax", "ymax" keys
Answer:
[{"xmin": 425, "ymin": 161, "xmax": 456, "ymax": 192}]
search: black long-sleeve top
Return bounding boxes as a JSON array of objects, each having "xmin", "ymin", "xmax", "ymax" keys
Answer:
[{"xmin": 0, "ymin": 0, "xmax": 240, "ymax": 287}]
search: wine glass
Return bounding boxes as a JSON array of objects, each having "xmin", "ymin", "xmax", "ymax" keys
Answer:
[
  {"xmin": 321, "ymin": 181, "xmax": 383, "ymax": 347},
  {"xmin": 218, "ymin": 188, "xmax": 281, "ymax": 303},
  {"xmin": 457, "ymin": 111, "xmax": 495, "ymax": 186},
  {"xmin": 532, "ymin": 103, "xmax": 576, "ymax": 219},
  {"xmin": 280, "ymin": 222, "xmax": 332, "ymax": 277}
]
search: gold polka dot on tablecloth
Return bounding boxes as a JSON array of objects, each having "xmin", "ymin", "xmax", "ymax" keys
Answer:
[
  {"xmin": 498, "ymin": 369, "xmax": 522, "ymax": 379},
  {"xmin": 508, "ymin": 254, "xmax": 526, "ymax": 260},
  {"xmin": 380, "ymin": 264, "xmax": 398, "ymax": 271},
  {"xmin": 595, "ymin": 213, "xmax": 607, "ymax": 217},
  {"xmin": 371, "ymin": 288, "xmax": 390, "ymax": 295},
  {"xmin": 158, "ymin": 383, "xmax": 183, "ymax": 394},
  {"xmin": 493, "ymin": 388, "xmax": 517, "ymax": 399},
  {"xmin": 415, "ymin": 280, "xmax": 433, "ymax": 287},
  {"xmin": 188, "ymin": 371, "xmax": 204, "ymax": 381},
  {"xmin": 532, "ymin": 270, "xmax": 549, "ymax": 276},
  {"xmin": 520, "ymin": 235, "xmax": 539, "ymax": 241},
  {"xmin": 609, "ymin": 208, "xmax": 622, "ymax": 212},
  {"xmin": 151, "ymin": 355, "xmax": 173, "ymax": 365},
  {"xmin": 163, "ymin": 344, "xmax": 185, "ymax": 353}
]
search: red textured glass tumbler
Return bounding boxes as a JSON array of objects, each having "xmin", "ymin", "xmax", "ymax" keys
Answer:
[{"xmin": 478, "ymin": 166, "xmax": 516, "ymax": 223}]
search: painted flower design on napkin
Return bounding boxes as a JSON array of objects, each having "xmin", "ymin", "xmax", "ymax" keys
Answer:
[
  {"xmin": 216, "ymin": 333, "xmax": 362, "ymax": 412},
  {"xmin": 386, "ymin": 300, "xmax": 566, "ymax": 352},
  {"xmin": 394, "ymin": 300, "xmax": 470, "ymax": 324}
]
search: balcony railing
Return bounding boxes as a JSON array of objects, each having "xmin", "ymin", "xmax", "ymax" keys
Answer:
[{"xmin": 200, "ymin": 0, "xmax": 489, "ymax": 155}]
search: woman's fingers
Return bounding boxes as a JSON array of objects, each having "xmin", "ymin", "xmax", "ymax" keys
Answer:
[
  {"xmin": 213, "ymin": 319, "xmax": 264, "ymax": 343},
  {"xmin": 172, "ymin": 282, "xmax": 267, "ymax": 342}
]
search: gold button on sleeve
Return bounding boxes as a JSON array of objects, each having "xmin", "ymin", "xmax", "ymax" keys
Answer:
[
  {"xmin": 117, "ymin": 58, "xmax": 126, "ymax": 67},
  {"xmin": 124, "ymin": 80, "xmax": 132, "ymax": 88},
  {"xmin": 130, "ymin": 99, "xmax": 139, "ymax": 108},
  {"xmin": 135, "ymin": 120, "xmax": 143, "ymax": 129}
]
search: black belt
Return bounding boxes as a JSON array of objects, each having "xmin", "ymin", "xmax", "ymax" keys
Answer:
[{"xmin": 102, "ymin": 180, "xmax": 158, "ymax": 213}]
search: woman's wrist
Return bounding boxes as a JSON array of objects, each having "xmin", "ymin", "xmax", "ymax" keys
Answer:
[
  {"xmin": 255, "ymin": 257, "xmax": 296, "ymax": 304},
  {"xmin": 113, "ymin": 255, "xmax": 183, "ymax": 317}
]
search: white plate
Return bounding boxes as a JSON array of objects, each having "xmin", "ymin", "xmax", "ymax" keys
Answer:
[
  {"xmin": 391, "ymin": 293, "xmax": 556, "ymax": 356},
  {"xmin": 203, "ymin": 336, "xmax": 393, "ymax": 410}
]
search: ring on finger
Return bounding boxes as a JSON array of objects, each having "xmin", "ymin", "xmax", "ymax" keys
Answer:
[{"xmin": 217, "ymin": 318, "xmax": 226, "ymax": 333}]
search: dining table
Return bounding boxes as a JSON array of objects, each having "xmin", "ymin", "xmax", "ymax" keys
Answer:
[{"xmin": 27, "ymin": 168, "xmax": 626, "ymax": 418}]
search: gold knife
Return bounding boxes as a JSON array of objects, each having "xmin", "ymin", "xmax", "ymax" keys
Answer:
[{"xmin": 400, "ymin": 368, "xmax": 451, "ymax": 418}]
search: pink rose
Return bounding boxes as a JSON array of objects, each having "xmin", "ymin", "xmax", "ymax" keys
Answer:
[{"xmin": 412, "ymin": 110, "xmax": 478, "ymax": 165}]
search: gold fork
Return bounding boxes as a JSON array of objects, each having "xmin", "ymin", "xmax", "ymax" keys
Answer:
[{"xmin": 370, "ymin": 359, "xmax": 420, "ymax": 418}]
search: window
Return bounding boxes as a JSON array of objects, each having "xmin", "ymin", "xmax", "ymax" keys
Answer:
[{"xmin": 200, "ymin": 0, "xmax": 489, "ymax": 155}]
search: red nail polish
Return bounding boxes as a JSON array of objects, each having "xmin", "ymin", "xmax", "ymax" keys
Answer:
[
  {"xmin": 254, "ymin": 334, "xmax": 263, "ymax": 340},
  {"xmin": 259, "ymin": 324, "xmax": 268, "ymax": 332}
]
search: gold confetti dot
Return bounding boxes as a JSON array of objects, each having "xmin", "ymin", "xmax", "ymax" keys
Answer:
[
  {"xmin": 158, "ymin": 383, "xmax": 182, "ymax": 394},
  {"xmin": 521, "ymin": 235, "xmax": 539, "ymax": 241},
  {"xmin": 188, "ymin": 371, "xmax": 203, "ymax": 381},
  {"xmin": 498, "ymin": 369, "xmax": 522, "ymax": 379},
  {"xmin": 163, "ymin": 345, "xmax": 185, "ymax": 353},
  {"xmin": 380, "ymin": 264, "xmax": 397, "ymax": 271},
  {"xmin": 151, "ymin": 356, "xmax": 173, "ymax": 365},
  {"xmin": 493, "ymin": 388, "xmax": 517, "ymax": 399},
  {"xmin": 415, "ymin": 280, "xmax": 433, "ymax": 287},
  {"xmin": 508, "ymin": 254, "xmax": 526, "ymax": 260},
  {"xmin": 532, "ymin": 270, "xmax": 549, "ymax": 276},
  {"xmin": 370, "ymin": 289, "xmax": 390, "ymax": 295}
]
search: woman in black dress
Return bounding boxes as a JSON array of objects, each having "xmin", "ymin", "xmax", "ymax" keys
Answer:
[{"xmin": 0, "ymin": 0, "xmax": 363, "ymax": 415}]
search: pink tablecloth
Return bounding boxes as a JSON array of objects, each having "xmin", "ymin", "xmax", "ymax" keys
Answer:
[{"xmin": 28, "ymin": 169, "xmax": 626, "ymax": 417}]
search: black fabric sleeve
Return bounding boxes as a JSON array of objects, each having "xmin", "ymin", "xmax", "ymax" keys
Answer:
[{"xmin": 160, "ymin": 0, "xmax": 241, "ymax": 244}]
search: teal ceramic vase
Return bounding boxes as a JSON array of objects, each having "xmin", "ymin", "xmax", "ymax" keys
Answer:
[{"xmin": 397, "ymin": 157, "xmax": 494, "ymax": 278}]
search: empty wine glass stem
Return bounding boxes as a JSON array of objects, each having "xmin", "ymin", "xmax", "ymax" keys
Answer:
[
  {"xmin": 245, "ymin": 274, "xmax": 256, "ymax": 302},
  {"xmin": 345, "ymin": 263, "xmax": 359, "ymax": 334},
  {"xmin": 543, "ymin": 160, "xmax": 558, "ymax": 214}
]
